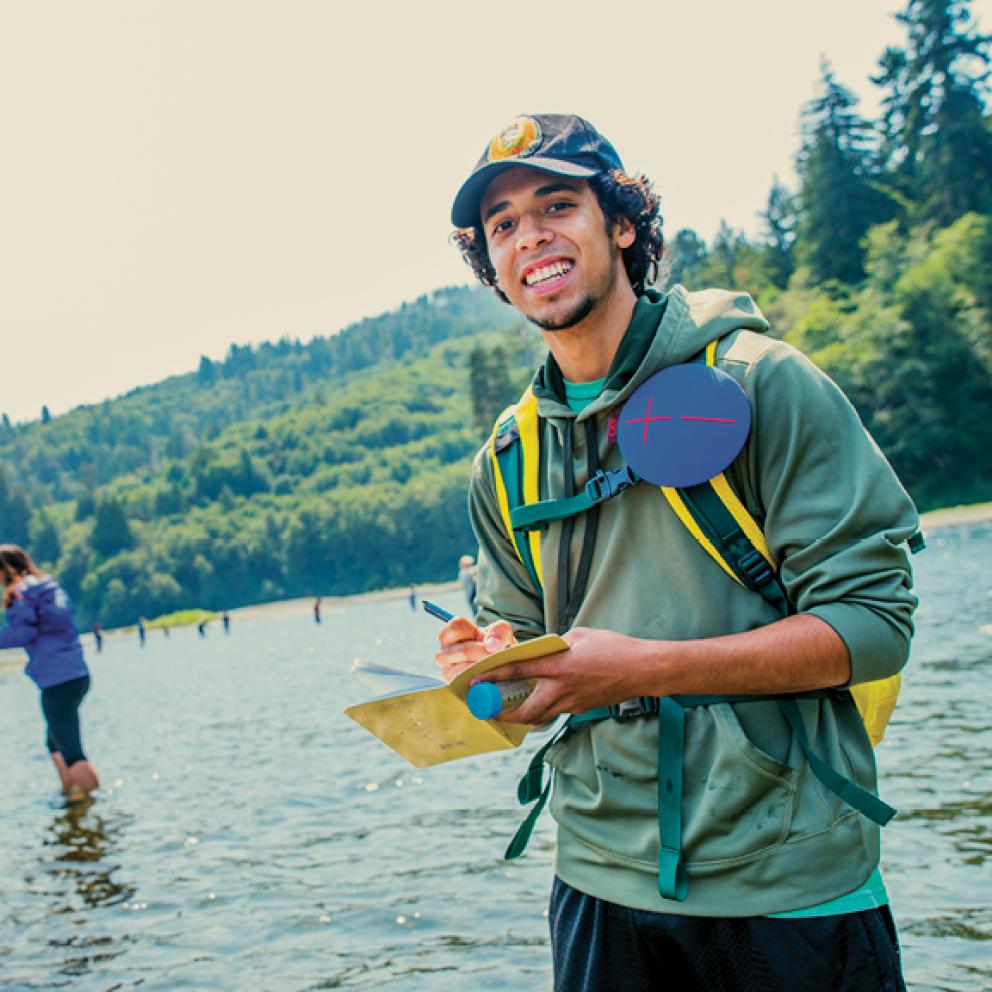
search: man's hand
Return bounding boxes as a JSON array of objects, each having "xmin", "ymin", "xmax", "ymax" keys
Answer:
[
  {"xmin": 479, "ymin": 627, "xmax": 646, "ymax": 725},
  {"xmin": 434, "ymin": 616, "xmax": 517, "ymax": 682}
]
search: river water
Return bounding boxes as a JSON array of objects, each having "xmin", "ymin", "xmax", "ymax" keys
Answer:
[{"xmin": 0, "ymin": 523, "xmax": 989, "ymax": 991}]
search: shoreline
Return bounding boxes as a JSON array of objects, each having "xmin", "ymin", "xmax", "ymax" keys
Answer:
[
  {"xmin": 2, "ymin": 503, "xmax": 989, "ymax": 675},
  {"xmin": 0, "ymin": 581, "xmax": 465, "ymax": 672},
  {"xmin": 917, "ymin": 501, "xmax": 992, "ymax": 532}
]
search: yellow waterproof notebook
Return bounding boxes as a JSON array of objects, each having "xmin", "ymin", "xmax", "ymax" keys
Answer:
[{"xmin": 344, "ymin": 634, "xmax": 568, "ymax": 768}]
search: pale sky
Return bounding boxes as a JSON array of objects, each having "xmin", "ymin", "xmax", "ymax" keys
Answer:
[{"xmin": 1, "ymin": 0, "xmax": 989, "ymax": 424}]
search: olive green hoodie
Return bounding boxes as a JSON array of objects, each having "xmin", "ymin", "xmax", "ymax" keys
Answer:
[{"xmin": 468, "ymin": 286, "xmax": 919, "ymax": 917}]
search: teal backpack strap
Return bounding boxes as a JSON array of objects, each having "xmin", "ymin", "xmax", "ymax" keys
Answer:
[
  {"xmin": 657, "ymin": 697, "xmax": 689, "ymax": 900},
  {"xmin": 504, "ymin": 709, "xmax": 612, "ymax": 861},
  {"xmin": 493, "ymin": 420, "xmax": 542, "ymax": 590},
  {"xmin": 778, "ymin": 699, "xmax": 896, "ymax": 825},
  {"xmin": 653, "ymin": 690, "xmax": 893, "ymax": 903},
  {"xmin": 510, "ymin": 466, "xmax": 639, "ymax": 532}
]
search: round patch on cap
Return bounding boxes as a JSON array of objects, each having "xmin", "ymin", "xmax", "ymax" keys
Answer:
[
  {"xmin": 487, "ymin": 116, "xmax": 543, "ymax": 162},
  {"xmin": 616, "ymin": 364, "xmax": 751, "ymax": 488}
]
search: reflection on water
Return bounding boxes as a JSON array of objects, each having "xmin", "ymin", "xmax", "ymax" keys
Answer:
[
  {"xmin": 26, "ymin": 797, "xmax": 137, "ymax": 983},
  {"xmin": 38, "ymin": 797, "xmax": 135, "ymax": 913},
  {"xmin": 0, "ymin": 526, "xmax": 989, "ymax": 990}
]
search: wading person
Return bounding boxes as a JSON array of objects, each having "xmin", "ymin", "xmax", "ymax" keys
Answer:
[
  {"xmin": 0, "ymin": 544, "xmax": 100, "ymax": 800},
  {"xmin": 435, "ymin": 114, "xmax": 920, "ymax": 991}
]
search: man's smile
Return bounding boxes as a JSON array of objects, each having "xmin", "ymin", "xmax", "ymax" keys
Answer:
[{"xmin": 521, "ymin": 257, "xmax": 575, "ymax": 295}]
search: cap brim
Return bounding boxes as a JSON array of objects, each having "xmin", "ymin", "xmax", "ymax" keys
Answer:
[{"xmin": 450, "ymin": 157, "xmax": 598, "ymax": 228}]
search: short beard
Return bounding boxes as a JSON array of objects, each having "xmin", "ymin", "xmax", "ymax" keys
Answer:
[
  {"xmin": 527, "ymin": 235, "xmax": 622, "ymax": 332},
  {"xmin": 528, "ymin": 293, "xmax": 596, "ymax": 331}
]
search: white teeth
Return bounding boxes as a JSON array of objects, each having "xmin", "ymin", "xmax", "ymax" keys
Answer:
[{"xmin": 525, "ymin": 260, "xmax": 573, "ymax": 286}]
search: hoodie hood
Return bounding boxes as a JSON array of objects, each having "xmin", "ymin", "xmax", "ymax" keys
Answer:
[{"xmin": 532, "ymin": 285, "xmax": 770, "ymax": 421}]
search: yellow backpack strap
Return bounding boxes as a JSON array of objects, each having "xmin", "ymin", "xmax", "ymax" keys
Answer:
[
  {"xmin": 663, "ymin": 339, "xmax": 899, "ymax": 745},
  {"xmin": 490, "ymin": 387, "xmax": 543, "ymax": 590}
]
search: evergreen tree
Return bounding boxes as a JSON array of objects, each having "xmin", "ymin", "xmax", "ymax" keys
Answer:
[
  {"xmin": 41, "ymin": 405, "xmax": 51, "ymax": 424},
  {"xmin": 198, "ymin": 355, "xmax": 217, "ymax": 385},
  {"xmin": 30, "ymin": 512, "xmax": 62, "ymax": 567},
  {"xmin": 0, "ymin": 468, "xmax": 31, "ymax": 545},
  {"xmin": 881, "ymin": 0, "xmax": 992, "ymax": 225},
  {"xmin": 664, "ymin": 229, "xmax": 709, "ymax": 289},
  {"xmin": 711, "ymin": 220, "xmax": 745, "ymax": 286},
  {"xmin": 794, "ymin": 60, "xmax": 896, "ymax": 284},
  {"xmin": 468, "ymin": 345, "xmax": 516, "ymax": 439},
  {"xmin": 759, "ymin": 178, "xmax": 798, "ymax": 289},
  {"xmin": 91, "ymin": 497, "xmax": 134, "ymax": 556},
  {"xmin": 75, "ymin": 490, "xmax": 96, "ymax": 520}
]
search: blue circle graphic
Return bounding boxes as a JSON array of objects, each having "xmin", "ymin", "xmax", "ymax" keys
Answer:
[{"xmin": 616, "ymin": 364, "xmax": 751, "ymax": 487}]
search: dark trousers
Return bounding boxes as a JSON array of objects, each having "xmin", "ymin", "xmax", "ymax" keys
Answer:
[
  {"xmin": 550, "ymin": 876, "xmax": 907, "ymax": 992},
  {"xmin": 40, "ymin": 675, "xmax": 90, "ymax": 766}
]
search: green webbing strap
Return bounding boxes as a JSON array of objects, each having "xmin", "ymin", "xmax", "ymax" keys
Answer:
[
  {"xmin": 494, "ymin": 425, "xmax": 541, "ymax": 590},
  {"xmin": 511, "ymin": 491, "xmax": 597, "ymax": 532},
  {"xmin": 657, "ymin": 697, "xmax": 688, "ymax": 901},
  {"xmin": 504, "ymin": 709, "xmax": 612, "ymax": 861},
  {"xmin": 778, "ymin": 699, "xmax": 896, "ymax": 825}
]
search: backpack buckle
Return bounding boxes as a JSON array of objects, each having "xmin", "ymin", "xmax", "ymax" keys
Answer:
[
  {"xmin": 737, "ymin": 548, "xmax": 773, "ymax": 588},
  {"xmin": 585, "ymin": 466, "xmax": 638, "ymax": 504},
  {"xmin": 609, "ymin": 696, "xmax": 660, "ymax": 721},
  {"xmin": 493, "ymin": 422, "xmax": 520, "ymax": 454}
]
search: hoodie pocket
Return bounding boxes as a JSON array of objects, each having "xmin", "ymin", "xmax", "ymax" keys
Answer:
[{"xmin": 681, "ymin": 703, "xmax": 799, "ymax": 868}]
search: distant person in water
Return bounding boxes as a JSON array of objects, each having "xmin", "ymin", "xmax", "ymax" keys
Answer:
[
  {"xmin": 0, "ymin": 544, "xmax": 100, "ymax": 800},
  {"xmin": 313, "ymin": 598, "xmax": 322, "ymax": 624},
  {"xmin": 408, "ymin": 584, "xmax": 417, "ymax": 611},
  {"xmin": 222, "ymin": 611, "xmax": 230, "ymax": 633},
  {"xmin": 93, "ymin": 623, "xmax": 104, "ymax": 653},
  {"xmin": 457, "ymin": 554, "xmax": 478, "ymax": 613},
  {"xmin": 137, "ymin": 616, "xmax": 146, "ymax": 646}
]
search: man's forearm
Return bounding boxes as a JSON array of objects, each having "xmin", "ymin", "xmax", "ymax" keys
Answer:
[{"xmin": 628, "ymin": 613, "xmax": 851, "ymax": 698}]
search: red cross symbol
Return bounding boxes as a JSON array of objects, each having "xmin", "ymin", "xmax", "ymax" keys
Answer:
[
  {"xmin": 625, "ymin": 397, "xmax": 672, "ymax": 445},
  {"xmin": 626, "ymin": 398, "xmax": 737, "ymax": 445}
]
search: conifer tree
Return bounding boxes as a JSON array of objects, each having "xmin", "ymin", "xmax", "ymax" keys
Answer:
[
  {"xmin": 663, "ymin": 229, "xmax": 709, "ymax": 289},
  {"xmin": 91, "ymin": 497, "xmax": 134, "ymax": 557},
  {"xmin": 759, "ymin": 178, "xmax": 798, "ymax": 289},
  {"xmin": 794, "ymin": 60, "xmax": 895, "ymax": 284},
  {"xmin": 876, "ymin": 0, "xmax": 992, "ymax": 225}
]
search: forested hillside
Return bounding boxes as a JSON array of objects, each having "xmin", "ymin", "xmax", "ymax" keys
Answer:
[
  {"xmin": 0, "ymin": 286, "xmax": 530, "ymax": 627},
  {"xmin": 1, "ymin": 0, "xmax": 989, "ymax": 630}
]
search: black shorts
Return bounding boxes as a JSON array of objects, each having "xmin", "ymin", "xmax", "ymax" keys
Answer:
[
  {"xmin": 550, "ymin": 876, "xmax": 906, "ymax": 992},
  {"xmin": 40, "ymin": 675, "xmax": 90, "ymax": 766}
]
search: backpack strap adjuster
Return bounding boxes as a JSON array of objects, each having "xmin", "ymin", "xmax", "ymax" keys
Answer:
[
  {"xmin": 609, "ymin": 696, "xmax": 660, "ymax": 721},
  {"xmin": 737, "ymin": 547, "xmax": 774, "ymax": 589},
  {"xmin": 585, "ymin": 466, "xmax": 639, "ymax": 505}
]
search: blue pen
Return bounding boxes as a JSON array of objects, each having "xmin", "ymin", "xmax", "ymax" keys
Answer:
[{"xmin": 422, "ymin": 600, "xmax": 455, "ymax": 623}]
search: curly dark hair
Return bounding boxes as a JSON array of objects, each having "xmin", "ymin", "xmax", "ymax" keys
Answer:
[{"xmin": 451, "ymin": 169, "xmax": 664, "ymax": 303}]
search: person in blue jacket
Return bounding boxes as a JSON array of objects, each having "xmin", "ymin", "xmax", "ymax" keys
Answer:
[{"xmin": 0, "ymin": 544, "xmax": 100, "ymax": 798}]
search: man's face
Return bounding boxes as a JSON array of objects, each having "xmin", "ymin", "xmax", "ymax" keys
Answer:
[{"xmin": 479, "ymin": 166, "xmax": 634, "ymax": 332}]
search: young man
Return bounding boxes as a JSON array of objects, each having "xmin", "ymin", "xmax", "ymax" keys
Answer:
[{"xmin": 436, "ymin": 114, "xmax": 918, "ymax": 991}]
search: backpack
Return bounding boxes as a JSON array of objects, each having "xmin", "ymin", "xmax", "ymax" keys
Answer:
[{"xmin": 487, "ymin": 340, "xmax": 924, "ymax": 900}]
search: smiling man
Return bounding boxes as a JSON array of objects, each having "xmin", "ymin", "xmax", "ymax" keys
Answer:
[{"xmin": 438, "ymin": 114, "xmax": 920, "ymax": 991}]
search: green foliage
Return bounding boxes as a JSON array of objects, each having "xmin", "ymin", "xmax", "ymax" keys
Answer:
[
  {"xmin": 1, "ymin": 288, "xmax": 522, "ymax": 627},
  {"xmin": 879, "ymin": 0, "xmax": 992, "ymax": 225},
  {"xmin": 469, "ymin": 344, "xmax": 518, "ymax": 440},
  {"xmin": 91, "ymin": 497, "xmax": 134, "ymax": 557},
  {"xmin": 145, "ymin": 609, "xmax": 217, "ymax": 629},
  {"xmin": 0, "ymin": 466, "xmax": 31, "ymax": 547},
  {"xmin": 794, "ymin": 60, "xmax": 897, "ymax": 284}
]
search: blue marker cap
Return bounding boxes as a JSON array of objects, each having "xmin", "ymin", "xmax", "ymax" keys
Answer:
[{"xmin": 466, "ymin": 682, "xmax": 505, "ymax": 720}]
